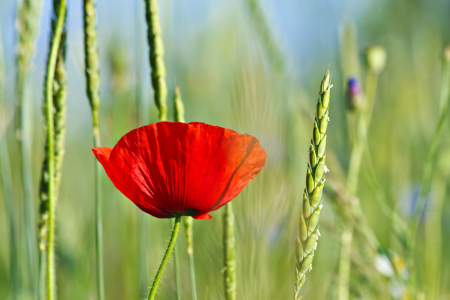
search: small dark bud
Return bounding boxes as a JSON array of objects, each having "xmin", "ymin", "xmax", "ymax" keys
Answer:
[{"xmin": 347, "ymin": 77, "xmax": 365, "ymax": 112}]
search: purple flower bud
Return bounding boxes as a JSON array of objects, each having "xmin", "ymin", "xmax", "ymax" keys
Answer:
[
  {"xmin": 348, "ymin": 77, "xmax": 362, "ymax": 97},
  {"xmin": 347, "ymin": 76, "xmax": 365, "ymax": 111}
]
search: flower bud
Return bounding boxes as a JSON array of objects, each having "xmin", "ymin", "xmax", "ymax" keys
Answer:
[
  {"xmin": 347, "ymin": 76, "xmax": 365, "ymax": 112},
  {"xmin": 364, "ymin": 45, "xmax": 386, "ymax": 74}
]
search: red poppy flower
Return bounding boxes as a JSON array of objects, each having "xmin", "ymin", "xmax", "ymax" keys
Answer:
[{"xmin": 93, "ymin": 122, "xmax": 266, "ymax": 220}]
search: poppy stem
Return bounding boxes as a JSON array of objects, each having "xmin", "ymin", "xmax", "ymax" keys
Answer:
[
  {"xmin": 148, "ymin": 216, "xmax": 182, "ymax": 300},
  {"xmin": 171, "ymin": 218, "xmax": 181, "ymax": 300}
]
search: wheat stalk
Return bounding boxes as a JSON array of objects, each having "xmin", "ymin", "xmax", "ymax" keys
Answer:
[
  {"xmin": 173, "ymin": 85, "xmax": 199, "ymax": 300},
  {"xmin": 39, "ymin": 0, "xmax": 66, "ymax": 298},
  {"xmin": 244, "ymin": 0, "xmax": 284, "ymax": 73},
  {"xmin": 0, "ymin": 29, "xmax": 21, "ymax": 299},
  {"xmin": 83, "ymin": 0, "xmax": 105, "ymax": 299},
  {"xmin": 294, "ymin": 69, "xmax": 331, "ymax": 299},
  {"xmin": 224, "ymin": 203, "xmax": 236, "ymax": 300},
  {"xmin": 144, "ymin": 0, "xmax": 167, "ymax": 121},
  {"xmin": 38, "ymin": 6, "xmax": 67, "ymax": 298},
  {"xmin": 16, "ymin": 0, "xmax": 42, "ymax": 292}
]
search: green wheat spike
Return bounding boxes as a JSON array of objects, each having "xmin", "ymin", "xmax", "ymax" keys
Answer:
[
  {"xmin": 16, "ymin": 0, "xmax": 42, "ymax": 132},
  {"xmin": 144, "ymin": 0, "xmax": 168, "ymax": 121},
  {"xmin": 294, "ymin": 69, "xmax": 331, "ymax": 299}
]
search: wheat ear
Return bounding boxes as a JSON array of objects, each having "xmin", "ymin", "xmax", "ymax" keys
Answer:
[
  {"xmin": 294, "ymin": 69, "xmax": 331, "ymax": 299},
  {"xmin": 143, "ymin": 0, "xmax": 168, "ymax": 121}
]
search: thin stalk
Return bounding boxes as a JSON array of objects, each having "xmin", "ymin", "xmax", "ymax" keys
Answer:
[
  {"xmin": 223, "ymin": 203, "xmax": 236, "ymax": 300},
  {"xmin": 338, "ymin": 71, "xmax": 378, "ymax": 300},
  {"xmin": 148, "ymin": 216, "xmax": 182, "ymax": 300},
  {"xmin": 184, "ymin": 217, "xmax": 198, "ymax": 300},
  {"xmin": 1, "ymin": 136, "xmax": 19, "ymax": 299},
  {"xmin": 38, "ymin": 3, "xmax": 67, "ymax": 298},
  {"xmin": 171, "ymin": 85, "xmax": 187, "ymax": 299},
  {"xmin": 42, "ymin": 0, "xmax": 66, "ymax": 298},
  {"xmin": 244, "ymin": 0, "xmax": 284, "ymax": 73},
  {"xmin": 171, "ymin": 218, "xmax": 181, "ymax": 300},
  {"xmin": 0, "ymin": 33, "xmax": 19, "ymax": 299},
  {"xmin": 83, "ymin": 0, "xmax": 104, "ymax": 299},
  {"xmin": 408, "ymin": 48, "xmax": 450, "ymax": 295},
  {"xmin": 134, "ymin": 1, "xmax": 149, "ymax": 295},
  {"xmin": 16, "ymin": 0, "xmax": 42, "ymax": 293},
  {"xmin": 174, "ymin": 85, "xmax": 198, "ymax": 300},
  {"xmin": 143, "ymin": 0, "xmax": 168, "ymax": 121}
]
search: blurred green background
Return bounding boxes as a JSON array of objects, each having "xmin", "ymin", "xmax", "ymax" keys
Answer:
[{"xmin": 1, "ymin": 0, "xmax": 450, "ymax": 299}]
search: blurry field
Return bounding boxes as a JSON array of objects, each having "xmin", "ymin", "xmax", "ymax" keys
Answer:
[{"xmin": 1, "ymin": 0, "xmax": 450, "ymax": 299}]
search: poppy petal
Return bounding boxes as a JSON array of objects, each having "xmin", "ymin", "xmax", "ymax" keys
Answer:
[
  {"xmin": 92, "ymin": 147, "xmax": 172, "ymax": 218},
  {"xmin": 96, "ymin": 122, "xmax": 266, "ymax": 219},
  {"xmin": 192, "ymin": 213, "xmax": 212, "ymax": 220}
]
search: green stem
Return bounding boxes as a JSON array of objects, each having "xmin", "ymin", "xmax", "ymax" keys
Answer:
[
  {"xmin": 94, "ymin": 135, "xmax": 104, "ymax": 300},
  {"xmin": 43, "ymin": 0, "xmax": 66, "ymax": 298},
  {"xmin": 135, "ymin": 2, "xmax": 149, "ymax": 294},
  {"xmin": 223, "ymin": 203, "xmax": 236, "ymax": 300},
  {"xmin": 0, "ymin": 136, "xmax": 19, "ymax": 299},
  {"xmin": 83, "ymin": 0, "xmax": 104, "ymax": 298},
  {"xmin": 148, "ymin": 216, "xmax": 182, "ymax": 300},
  {"xmin": 16, "ymin": 0, "xmax": 42, "ymax": 294},
  {"xmin": 338, "ymin": 71, "xmax": 378, "ymax": 300},
  {"xmin": 184, "ymin": 217, "xmax": 198, "ymax": 300},
  {"xmin": 408, "ymin": 50, "xmax": 450, "ymax": 296},
  {"xmin": 171, "ymin": 219, "xmax": 181, "ymax": 300},
  {"xmin": 244, "ymin": 0, "xmax": 284, "ymax": 73},
  {"xmin": 0, "ymin": 29, "xmax": 18, "ymax": 300}
]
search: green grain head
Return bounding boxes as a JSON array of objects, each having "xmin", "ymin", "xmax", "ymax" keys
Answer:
[{"xmin": 294, "ymin": 69, "xmax": 332, "ymax": 299}]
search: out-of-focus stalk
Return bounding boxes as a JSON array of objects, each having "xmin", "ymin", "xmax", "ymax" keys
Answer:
[
  {"xmin": 338, "ymin": 46, "xmax": 386, "ymax": 300},
  {"xmin": 16, "ymin": 0, "xmax": 42, "ymax": 294},
  {"xmin": 0, "ymin": 30, "xmax": 19, "ymax": 300},
  {"xmin": 143, "ymin": 0, "xmax": 168, "ymax": 121},
  {"xmin": 83, "ymin": 0, "xmax": 104, "ymax": 299},
  {"xmin": 244, "ymin": 0, "xmax": 284, "ymax": 73},
  {"xmin": 223, "ymin": 203, "xmax": 236, "ymax": 300},
  {"xmin": 135, "ymin": 1, "xmax": 149, "ymax": 295},
  {"xmin": 41, "ymin": 0, "xmax": 66, "ymax": 298},
  {"xmin": 173, "ymin": 85, "xmax": 198, "ymax": 300},
  {"xmin": 408, "ymin": 45, "xmax": 450, "ymax": 296}
]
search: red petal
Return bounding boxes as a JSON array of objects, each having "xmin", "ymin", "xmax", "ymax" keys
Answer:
[
  {"xmin": 92, "ymin": 147, "xmax": 172, "ymax": 218},
  {"xmin": 97, "ymin": 122, "xmax": 266, "ymax": 218},
  {"xmin": 192, "ymin": 213, "xmax": 212, "ymax": 220}
]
